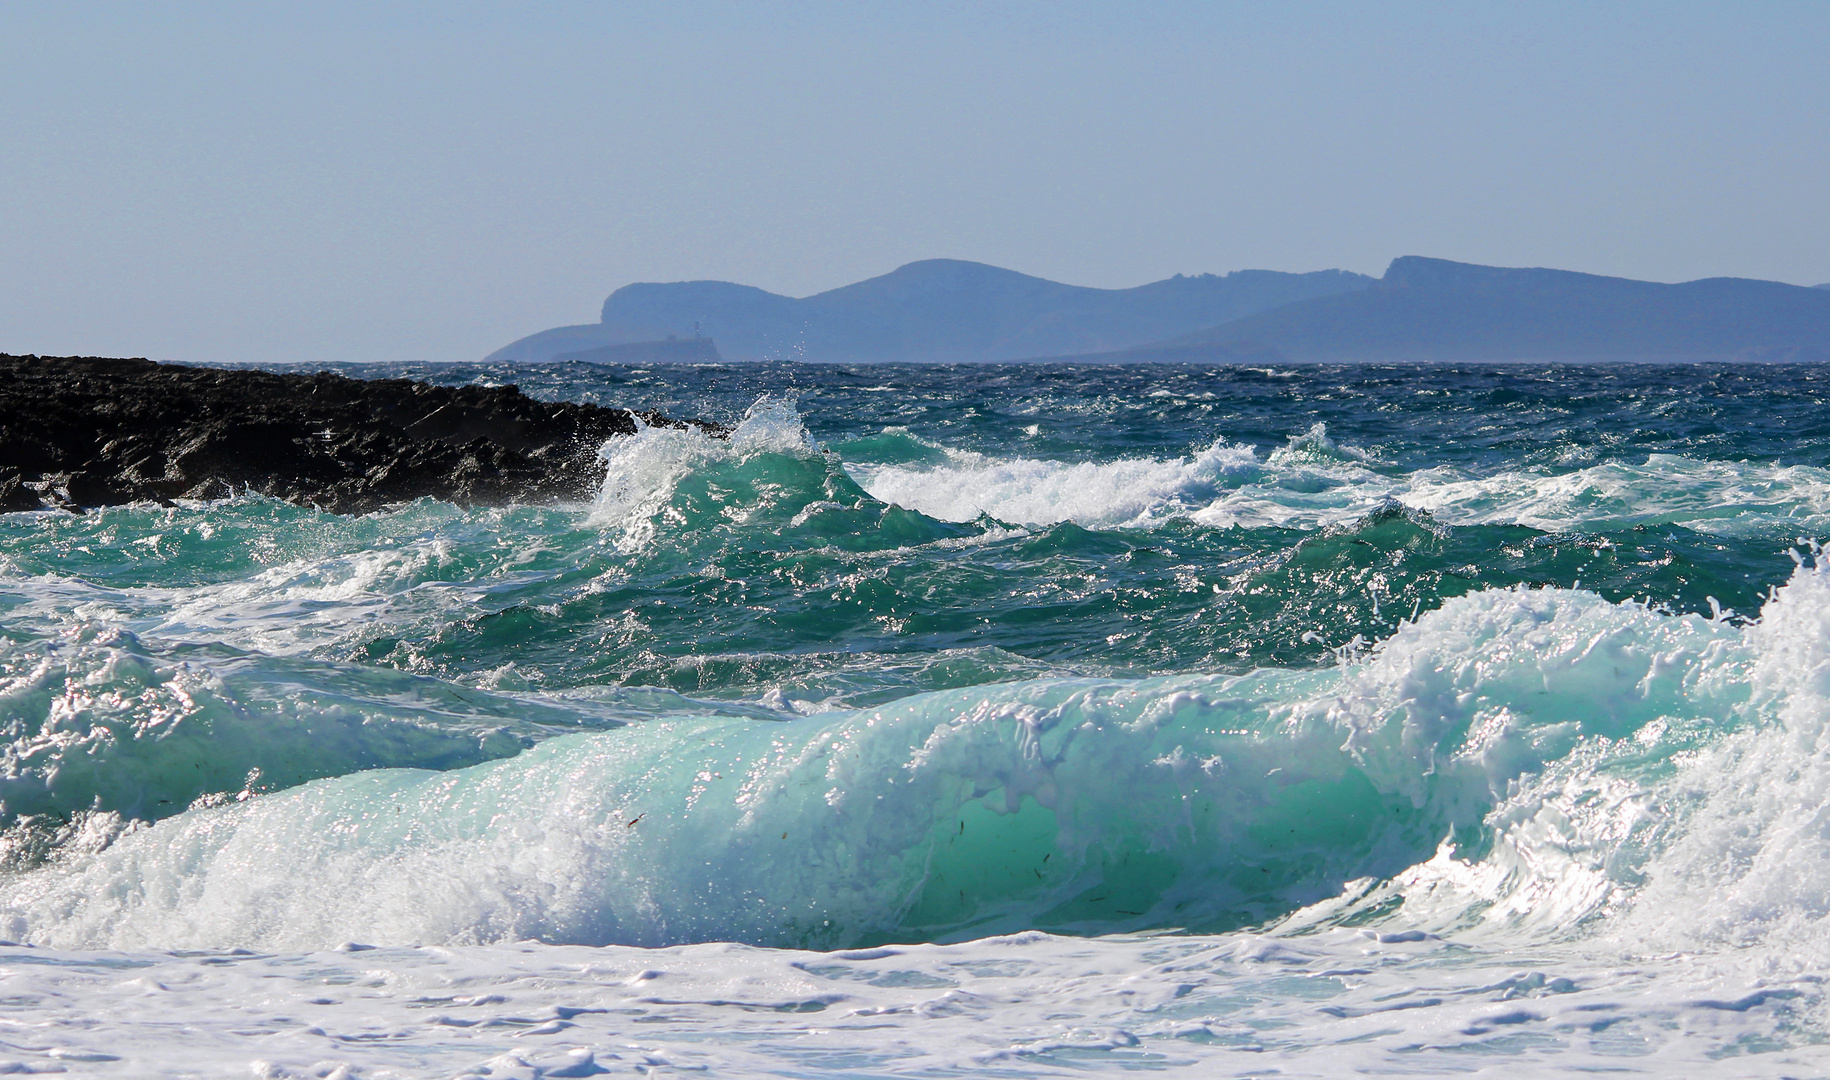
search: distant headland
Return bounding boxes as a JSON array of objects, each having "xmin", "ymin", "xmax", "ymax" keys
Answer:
[
  {"xmin": 489, "ymin": 257, "xmax": 1830, "ymax": 364},
  {"xmin": 487, "ymin": 259, "xmax": 1372, "ymax": 365}
]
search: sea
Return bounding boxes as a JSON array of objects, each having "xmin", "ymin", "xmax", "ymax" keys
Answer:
[{"xmin": 4, "ymin": 360, "xmax": 1830, "ymax": 1078}]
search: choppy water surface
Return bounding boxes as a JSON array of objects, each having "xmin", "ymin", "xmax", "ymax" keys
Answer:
[{"xmin": 4, "ymin": 361, "xmax": 1830, "ymax": 1077}]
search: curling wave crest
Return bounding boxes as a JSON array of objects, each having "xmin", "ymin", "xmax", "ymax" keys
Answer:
[{"xmin": 10, "ymin": 553, "xmax": 1830, "ymax": 964}]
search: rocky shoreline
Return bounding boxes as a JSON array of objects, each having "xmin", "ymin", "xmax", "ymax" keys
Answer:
[{"xmin": 0, "ymin": 355, "xmax": 722, "ymax": 514}]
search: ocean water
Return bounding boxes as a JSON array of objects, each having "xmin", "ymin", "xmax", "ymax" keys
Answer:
[{"xmin": 4, "ymin": 361, "xmax": 1830, "ymax": 1077}]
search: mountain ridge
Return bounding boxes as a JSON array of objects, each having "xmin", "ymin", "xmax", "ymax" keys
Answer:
[
  {"xmin": 1109, "ymin": 256, "xmax": 1830, "ymax": 363},
  {"xmin": 485, "ymin": 259, "xmax": 1373, "ymax": 363},
  {"xmin": 488, "ymin": 256, "xmax": 1830, "ymax": 365}
]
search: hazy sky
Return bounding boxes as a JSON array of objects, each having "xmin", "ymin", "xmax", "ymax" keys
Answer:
[{"xmin": 3, "ymin": 2, "xmax": 1828, "ymax": 363}]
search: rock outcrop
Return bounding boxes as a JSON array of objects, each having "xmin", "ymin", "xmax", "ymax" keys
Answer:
[{"xmin": 0, "ymin": 355, "xmax": 722, "ymax": 514}]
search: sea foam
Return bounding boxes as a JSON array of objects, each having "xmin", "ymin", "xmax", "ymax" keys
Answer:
[
  {"xmin": 12, "ymin": 554, "xmax": 1818, "ymax": 957},
  {"xmin": 851, "ymin": 439, "xmax": 1262, "ymax": 528},
  {"xmin": 845, "ymin": 420, "xmax": 1830, "ymax": 536}
]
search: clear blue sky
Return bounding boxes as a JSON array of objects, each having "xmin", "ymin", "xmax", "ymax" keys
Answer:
[{"xmin": 3, "ymin": 1, "xmax": 1827, "ymax": 363}]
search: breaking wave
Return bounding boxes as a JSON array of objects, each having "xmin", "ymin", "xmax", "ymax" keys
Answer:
[
  {"xmin": 844, "ymin": 417, "xmax": 1830, "ymax": 535},
  {"xmin": 6, "ymin": 552, "xmax": 1829, "ymax": 960}
]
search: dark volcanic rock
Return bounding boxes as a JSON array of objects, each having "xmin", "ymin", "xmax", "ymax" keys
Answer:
[{"xmin": 0, "ymin": 355, "xmax": 724, "ymax": 514}]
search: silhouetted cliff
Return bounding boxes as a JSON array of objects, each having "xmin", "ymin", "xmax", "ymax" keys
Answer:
[
  {"xmin": 1124, "ymin": 257, "xmax": 1830, "ymax": 362},
  {"xmin": 486, "ymin": 259, "xmax": 1371, "ymax": 363}
]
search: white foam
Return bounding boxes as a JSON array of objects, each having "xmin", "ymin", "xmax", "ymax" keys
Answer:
[
  {"xmin": 0, "ymin": 625, "xmax": 625, "ymax": 835},
  {"xmin": 590, "ymin": 396, "xmax": 817, "ymax": 549},
  {"xmin": 1605, "ymin": 548, "xmax": 1830, "ymax": 965},
  {"xmin": 846, "ymin": 422, "xmax": 1830, "ymax": 536},
  {"xmin": 850, "ymin": 439, "xmax": 1262, "ymax": 527},
  {"xmin": 1402, "ymin": 454, "xmax": 1830, "ymax": 534},
  {"xmin": 0, "ymin": 575, "xmax": 1768, "ymax": 957},
  {"xmin": 10, "ymin": 565, "xmax": 1830, "ymax": 1069},
  {"xmin": 0, "ymin": 501, "xmax": 561, "ymax": 661},
  {"xmin": 0, "ymin": 924, "xmax": 1818, "ymax": 1076}
]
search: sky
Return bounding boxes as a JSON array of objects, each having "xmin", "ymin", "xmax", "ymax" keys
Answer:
[{"xmin": 2, "ymin": 1, "xmax": 1828, "ymax": 364}]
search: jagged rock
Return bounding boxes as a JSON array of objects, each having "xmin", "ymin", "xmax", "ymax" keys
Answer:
[{"xmin": 0, "ymin": 355, "xmax": 723, "ymax": 514}]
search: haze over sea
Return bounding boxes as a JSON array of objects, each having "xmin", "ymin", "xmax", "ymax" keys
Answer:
[{"xmin": 1, "ymin": 359, "xmax": 1828, "ymax": 1076}]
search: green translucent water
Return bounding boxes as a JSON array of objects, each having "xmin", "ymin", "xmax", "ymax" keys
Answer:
[{"xmin": 0, "ymin": 361, "xmax": 1824, "ymax": 950}]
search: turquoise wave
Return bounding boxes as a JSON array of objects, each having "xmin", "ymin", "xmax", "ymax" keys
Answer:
[
  {"xmin": 6, "ymin": 558, "xmax": 1814, "ymax": 953},
  {"xmin": 3, "ymin": 375, "xmax": 1828, "ymax": 960}
]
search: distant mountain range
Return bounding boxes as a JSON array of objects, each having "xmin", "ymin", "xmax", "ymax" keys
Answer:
[
  {"xmin": 486, "ymin": 257, "xmax": 1830, "ymax": 364},
  {"xmin": 485, "ymin": 260, "xmax": 1372, "ymax": 363},
  {"xmin": 1113, "ymin": 257, "xmax": 1830, "ymax": 363}
]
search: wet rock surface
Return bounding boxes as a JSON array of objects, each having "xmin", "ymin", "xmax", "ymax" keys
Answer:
[{"xmin": 0, "ymin": 355, "xmax": 722, "ymax": 514}]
